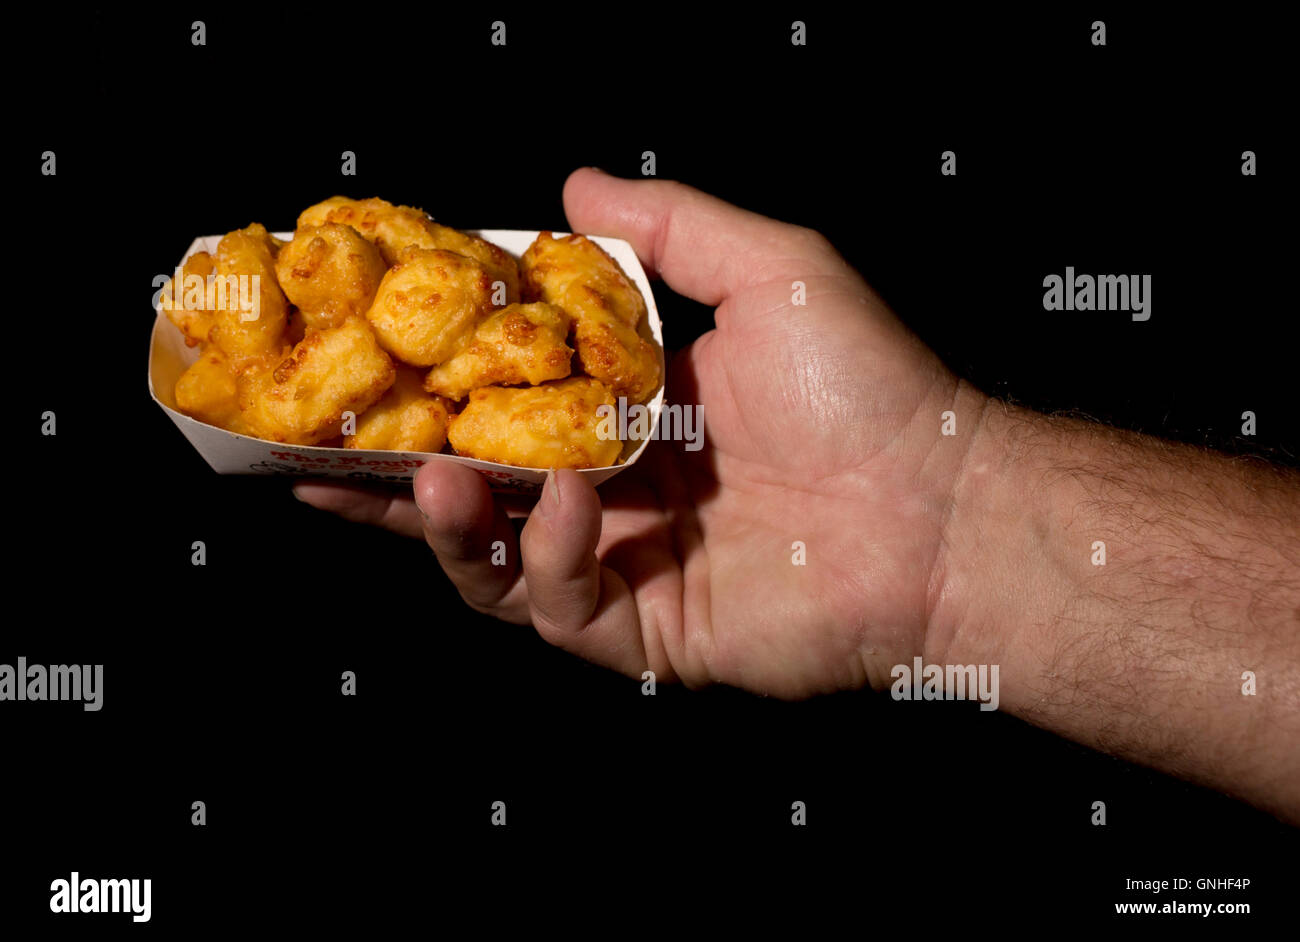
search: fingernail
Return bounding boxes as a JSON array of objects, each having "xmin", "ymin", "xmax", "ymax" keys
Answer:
[
  {"xmin": 544, "ymin": 468, "xmax": 562, "ymax": 510},
  {"xmin": 587, "ymin": 166, "xmax": 606, "ymax": 175},
  {"xmin": 412, "ymin": 492, "xmax": 432, "ymax": 526},
  {"xmin": 291, "ymin": 486, "xmax": 306, "ymax": 502}
]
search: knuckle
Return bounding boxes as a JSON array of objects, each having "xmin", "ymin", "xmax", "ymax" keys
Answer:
[
  {"xmin": 460, "ymin": 593, "xmax": 495, "ymax": 617},
  {"xmin": 646, "ymin": 177, "xmax": 684, "ymax": 195},
  {"xmin": 789, "ymin": 224, "xmax": 833, "ymax": 256},
  {"xmin": 458, "ymin": 586, "xmax": 507, "ymax": 620},
  {"xmin": 530, "ymin": 610, "xmax": 572, "ymax": 648}
]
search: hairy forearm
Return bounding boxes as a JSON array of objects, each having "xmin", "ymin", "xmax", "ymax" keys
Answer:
[{"xmin": 928, "ymin": 392, "xmax": 1300, "ymax": 821}]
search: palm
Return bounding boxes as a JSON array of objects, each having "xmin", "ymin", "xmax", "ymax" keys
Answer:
[{"xmin": 597, "ymin": 270, "xmax": 959, "ymax": 697}]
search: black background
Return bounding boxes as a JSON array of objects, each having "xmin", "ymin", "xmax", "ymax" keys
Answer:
[{"xmin": 7, "ymin": 6, "xmax": 1294, "ymax": 934}]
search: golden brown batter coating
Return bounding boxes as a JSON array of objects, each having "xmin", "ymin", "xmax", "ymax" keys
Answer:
[
  {"xmin": 274, "ymin": 223, "xmax": 387, "ymax": 330},
  {"xmin": 161, "ymin": 250, "xmax": 217, "ymax": 346},
  {"xmin": 207, "ymin": 223, "xmax": 289, "ymax": 365},
  {"xmin": 447, "ymin": 377, "xmax": 622, "ymax": 469},
  {"xmin": 236, "ymin": 317, "xmax": 395, "ymax": 445},
  {"xmin": 520, "ymin": 231, "xmax": 646, "ymax": 328},
  {"xmin": 159, "ymin": 202, "xmax": 663, "ymax": 463},
  {"xmin": 174, "ymin": 347, "xmax": 250, "ymax": 434},
  {"xmin": 423, "ymin": 303, "xmax": 572, "ymax": 400},
  {"xmin": 520, "ymin": 232, "xmax": 659, "ymax": 402},
  {"xmin": 571, "ymin": 306, "xmax": 660, "ymax": 403},
  {"xmin": 298, "ymin": 196, "xmax": 439, "ymax": 265},
  {"xmin": 297, "ymin": 196, "xmax": 519, "ymax": 299},
  {"xmin": 423, "ymin": 222, "xmax": 520, "ymax": 303},
  {"xmin": 366, "ymin": 247, "xmax": 499, "ymax": 367},
  {"xmin": 346, "ymin": 368, "xmax": 451, "ymax": 452}
]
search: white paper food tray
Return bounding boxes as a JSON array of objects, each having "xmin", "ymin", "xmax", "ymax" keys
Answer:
[{"xmin": 148, "ymin": 230, "xmax": 665, "ymax": 493}]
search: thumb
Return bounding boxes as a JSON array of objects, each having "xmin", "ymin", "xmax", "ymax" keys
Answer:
[{"xmin": 561, "ymin": 168, "xmax": 854, "ymax": 308}]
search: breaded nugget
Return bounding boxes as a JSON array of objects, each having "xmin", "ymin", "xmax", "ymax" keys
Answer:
[
  {"xmin": 520, "ymin": 231, "xmax": 646, "ymax": 329},
  {"xmin": 274, "ymin": 224, "xmax": 387, "ymax": 330},
  {"xmin": 520, "ymin": 231, "xmax": 660, "ymax": 401},
  {"xmin": 447, "ymin": 377, "xmax": 621, "ymax": 469},
  {"xmin": 366, "ymin": 247, "xmax": 498, "ymax": 367},
  {"xmin": 571, "ymin": 307, "xmax": 661, "ymax": 402},
  {"xmin": 423, "ymin": 302, "xmax": 573, "ymax": 400},
  {"xmin": 346, "ymin": 368, "xmax": 450, "ymax": 452},
  {"xmin": 298, "ymin": 196, "xmax": 440, "ymax": 265},
  {"xmin": 298, "ymin": 196, "xmax": 520, "ymax": 299},
  {"xmin": 161, "ymin": 250, "xmax": 217, "ymax": 346},
  {"xmin": 174, "ymin": 347, "xmax": 250, "ymax": 433},
  {"xmin": 237, "ymin": 317, "xmax": 395, "ymax": 445},
  {"xmin": 423, "ymin": 222, "xmax": 520, "ymax": 303},
  {"xmin": 208, "ymin": 223, "xmax": 289, "ymax": 364}
]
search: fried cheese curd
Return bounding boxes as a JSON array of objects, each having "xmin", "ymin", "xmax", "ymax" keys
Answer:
[
  {"xmin": 447, "ymin": 377, "xmax": 621, "ymax": 469},
  {"xmin": 519, "ymin": 232, "xmax": 660, "ymax": 402},
  {"xmin": 366, "ymin": 247, "xmax": 500, "ymax": 367},
  {"xmin": 423, "ymin": 302, "xmax": 573, "ymax": 400},
  {"xmin": 161, "ymin": 250, "xmax": 217, "ymax": 346},
  {"xmin": 298, "ymin": 196, "xmax": 436, "ymax": 264},
  {"xmin": 274, "ymin": 223, "xmax": 387, "ymax": 330},
  {"xmin": 297, "ymin": 196, "xmax": 520, "ymax": 299},
  {"xmin": 424, "ymin": 221, "xmax": 520, "ymax": 303},
  {"xmin": 569, "ymin": 308, "xmax": 661, "ymax": 403},
  {"xmin": 173, "ymin": 347, "xmax": 250, "ymax": 435},
  {"xmin": 346, "ymin": 368, "xmax": 451, "ymax": 452},
  {"xmin": 207, "ymin": 223, "xmax": 290, "ymax": 364},
  {"xmin": 236, "ymin": 317, "xmax": 395, "ymax": 445}
]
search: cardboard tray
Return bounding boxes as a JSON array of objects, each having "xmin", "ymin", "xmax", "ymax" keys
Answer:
[{"xmin": 148, "ymin": 230, "xmax": 665, "ymax": 493}]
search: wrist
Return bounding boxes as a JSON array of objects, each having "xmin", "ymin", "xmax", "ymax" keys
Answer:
[
  {"xmin": 922, "ymin": 397, "xmax": 1064, "ymax": 685},
  {"xmin": 921, "ymin": 383, "xmax": 1001, "ymax": 671}
]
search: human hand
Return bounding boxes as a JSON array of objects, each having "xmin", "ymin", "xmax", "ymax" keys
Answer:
[{"xmin": 296, "ymin": 168, "xmax": 987, "ymax": 698}]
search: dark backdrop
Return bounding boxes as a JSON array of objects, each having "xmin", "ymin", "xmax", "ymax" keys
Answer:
[{"xmin": 8, "ymin": 6, "xmax": 1294, "ymax": 933}]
